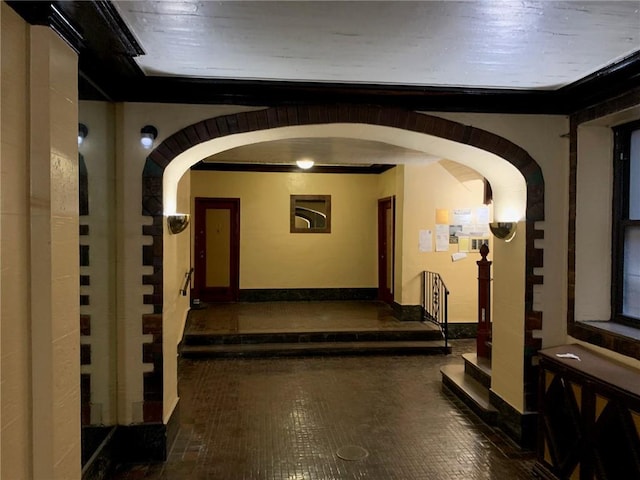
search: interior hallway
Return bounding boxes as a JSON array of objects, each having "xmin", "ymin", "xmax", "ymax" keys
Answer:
[{"xmin": 113, "ymin": 339, "xmax": 535, "ymax": 479}]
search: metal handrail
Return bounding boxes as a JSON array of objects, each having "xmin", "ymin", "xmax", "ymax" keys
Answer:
[
  {"xmin": 421, "ymin": 270, "xmax": 449, "ymax": 349},
  {"xmin": 181, "ymin": 268, "xmax": 194, "ymax": 296}
]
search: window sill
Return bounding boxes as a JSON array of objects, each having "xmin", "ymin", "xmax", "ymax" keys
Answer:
[{"xmin": 569, "ymin": 320, "xmax": 640, "ymax": 361}]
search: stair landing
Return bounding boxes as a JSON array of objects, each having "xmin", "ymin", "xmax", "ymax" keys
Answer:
[{"xmin": 180, "ymin": 301, "xmax": 451, "ymax": 358}]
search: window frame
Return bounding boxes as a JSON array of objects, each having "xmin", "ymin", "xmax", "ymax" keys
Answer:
[{"xmin": 611, "ymin": 120, "xmax": 640, "ymax": 329}]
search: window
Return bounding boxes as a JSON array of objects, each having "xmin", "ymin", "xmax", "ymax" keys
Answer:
[{"xmin": 612, "ymin": 121, "xmax": 640, "ymax": 327}]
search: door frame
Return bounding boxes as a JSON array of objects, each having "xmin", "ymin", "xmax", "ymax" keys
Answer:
[
  {"xmin": 377, "ymin": 196, "xmax": 395, "ymax": 303},
  {"xmin": 193, "ymin": 197, "xmax": 240, "ymax": 302}
]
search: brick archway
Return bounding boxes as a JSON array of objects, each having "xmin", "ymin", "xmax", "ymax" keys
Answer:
[{"xmin": 140, "ymin": 105, "xmax": 544, "ymax": 421}]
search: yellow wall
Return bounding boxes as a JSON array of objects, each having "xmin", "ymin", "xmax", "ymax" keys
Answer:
[
  {"xmin": 162, "ymin": 172, "xmax": 191, "ymax": 422},
  {"xmin": 1, "ymin": 7, "xmax": 81, "ymax": 477},
  {"xmin": 114, "ymin": 103, "xmax": 257, "ymax": 425},
  {"xmin": 437, "ymin": 112, "xmax": 567, "ymax": 412},
  {"xmin": 399, "ymin": 163, "xmax": 490, "ymax": 322},
  {"xmin": 1, "ymin": 5, "xmax": 32, "ymax": 477},
  {"xmin": 190, "ymin": 170, "xmax": 379, "ymax": 288},
  {"xmin": 490, "ymin": 221, "xmax": 526, "ymax": 411}
]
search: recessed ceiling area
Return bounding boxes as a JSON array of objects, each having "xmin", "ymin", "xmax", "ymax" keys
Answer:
[
  {"xmin": 198, "ymin": 137, "xmax": 483, "ymax": 184},
  {"xmin": 113, "ymin": 0, "xmax": 640, "ymax": 90},
  {"xmin": 201, "ymin": 137, "xmax": 441, "ymax": 166}
]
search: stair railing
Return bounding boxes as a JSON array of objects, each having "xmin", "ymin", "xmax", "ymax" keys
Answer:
[
  {"xmin": 421, "ymin": 270, "xmax": 449, "ymax": 349},
  {"xmin": 181, "ymin": 268, "xmax": 194, "ymax": 296}
]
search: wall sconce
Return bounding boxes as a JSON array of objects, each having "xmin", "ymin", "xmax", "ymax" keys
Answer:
[
  {"xmin": 78, "ymin": 123, "xmax": 88, "ymax": 146},
  {"xmin": 167, "ymin": 214, "xmax": 190, "ymax": 234},
  {"xmin": 140, "ymin": 125, "xmax": 158, "ymax": 149},
  {"xmin": 296, "ymin": 159, "xmax": 314, "ymax": 169},
  {"xmin": 489, "ymin": 222, "xmax": 517, "ymax": 242}
]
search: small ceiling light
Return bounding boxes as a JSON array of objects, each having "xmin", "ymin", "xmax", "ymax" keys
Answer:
[
  {"xmin": 296, "ymin": 159, "xmax": 314, "ymax": 170},
  {"xmin": 140, "ymin": 125, "xmax": 158, "ymax": 149},
  {"xmin": 78, "ymin": 123, "xmax": 88, "ymax": 146}
]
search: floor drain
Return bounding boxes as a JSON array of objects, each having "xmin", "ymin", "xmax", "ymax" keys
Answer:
[{"xmin": 336, "ymin": 445, "xmax": 369, "ymax": 461}]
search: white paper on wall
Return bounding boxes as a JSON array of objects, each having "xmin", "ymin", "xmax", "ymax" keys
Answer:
[
  {"xmin": 452, "ymin": 208, "xmax": 472, "ymax": 225},
  {"xmin": 435, "ymin": 224, "xmax": 449, "ymax": 252},
  {"xmin": 419, "ymin": 229, "xmax": 432, "ymax": 252}
]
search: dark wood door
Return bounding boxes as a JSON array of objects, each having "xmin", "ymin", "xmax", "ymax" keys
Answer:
[
  {"xmin": 378, "ymin": 197, "xmax": 395, "ymax": 303},
  {"xmin": 193, "ymin": 197, "xmax": 240, "ymax": 302}
]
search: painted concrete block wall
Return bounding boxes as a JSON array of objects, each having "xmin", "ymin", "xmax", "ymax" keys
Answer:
[
  {"xmin": 29, "ymin": 24, "xmax": 81, "ymax": 479},
  {"xmin": 1, "ymin": 4, "xmax": 32, "ymax": 478},
  {"xmin": 190, "ymin": 170, "xmax": 379, "ymax": 289},
  {"xmin": 399, "ymin": 162, "xmax": 490, "ymax": 322}
]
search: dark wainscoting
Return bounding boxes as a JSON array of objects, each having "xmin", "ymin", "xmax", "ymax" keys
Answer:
[
  {"xmin": 391, "ymin": 302, "xmax": 423, "ymax": 322},
  {"xmin": 447, "ymin": 322, "xmax": 478, "ymax": 339},
  {"xmin": 238, "ymin": 288, "xmax": 377, "ymax": 302},
  {"xmin": 488, "ymin": 390, "xmax": 538, "ymax": 450}
]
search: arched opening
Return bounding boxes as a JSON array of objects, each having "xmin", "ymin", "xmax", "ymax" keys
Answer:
[{"xmin": 141, "ymin": 105, "xmax": 544, "ymax": 424}]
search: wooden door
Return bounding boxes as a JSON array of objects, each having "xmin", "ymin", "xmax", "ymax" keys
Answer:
[
  {"xmin": 193, "ymin": 198, "xmax": 240, "ymax": 302},
  {"xmin": 378, "ymin": 197, "xmax": 395, "ymax": 303}
]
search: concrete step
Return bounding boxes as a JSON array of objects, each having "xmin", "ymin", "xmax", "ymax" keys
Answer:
[
  {"xmin": 180, "ymin": 340, "xmax": 451, "ymax": 358},
  {"xmin": 182, "ymin": 329, "xmax": 444, "ymax": 346},
  {"xmin": 462, "ymin": 353, "xmax": 492, "ymax": 389},
  {"xmin": 440, "ymin": 363, "xmax": 497, "ymax": 425}
]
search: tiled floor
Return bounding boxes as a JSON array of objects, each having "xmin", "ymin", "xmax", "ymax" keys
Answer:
[
  {"xmin": 113, "ymin": 340, "xmax": 536, "ymax": 480},
  {"xmin": 185, "ymin": 301, "xmax": 440, "ymax": 335}
]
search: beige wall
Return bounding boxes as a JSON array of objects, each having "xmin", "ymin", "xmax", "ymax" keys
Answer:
[
  {"xmin": 79, "ymin": 101, "xmax": 118, "ymax": 425},
  {"xmin": 1, "ymin": 5, "xmax": 31, "ymax": 477},
  {"xmin": 190, "ymin": 170, "xmax": 379, "ymax": 289},
  {"xmin": 1, "ymin": 6, "xmax": 81, "ymax": 478},
  {"xmin": 398, "ymin": 163, "xmax": 490, "ymax": 322}
]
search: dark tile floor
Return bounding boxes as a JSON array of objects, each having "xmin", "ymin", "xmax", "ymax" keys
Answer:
[{"xmin": 113, "ymin": 340, "xmax": 536, "ymax": 480}]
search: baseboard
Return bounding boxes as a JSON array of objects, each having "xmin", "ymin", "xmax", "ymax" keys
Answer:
[
  {"xmin": 114, "ymin": 423, "xmax": 168, "ymax": 463},
  {"xmin": 447, "ymin": 322, "xmax": 478, "ymax": 339},
  {"xmin": 238, "ymin": 288, "xmax": 377, "ymax": 302},
  {"xmin": 391, "ymin": 302, "xmax": 423, "ymax": 321},
  {"xmin": 489, "ymin": 390, "xmax": 538, "ymax": 450},
  {"xmin": 81, "ymin": 426, "xmax": 117, "ymax": 480},
  {"xmin": 81, "ymin": 399, "xmax": 180, "ymax": 478}
]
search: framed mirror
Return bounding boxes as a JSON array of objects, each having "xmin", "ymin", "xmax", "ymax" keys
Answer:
[{"xmin": 290, "ymin": 194, "xmax": 331, "ymax": 233}]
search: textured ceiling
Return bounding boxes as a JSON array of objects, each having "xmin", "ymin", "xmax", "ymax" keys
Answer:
[{"xmin": 114, "ymin": 0, "xmax": 640, "ymax": 89}]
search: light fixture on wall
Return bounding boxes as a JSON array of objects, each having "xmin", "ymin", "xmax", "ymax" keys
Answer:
[
  {"xmin": 78, "ymin": 123, "xmax": 88, "ymax": 146},
  {"xmin": 489, "ymin": 222, "xmax": 517, "ymax": 242},
  {"xmin": 296, "ymin": 158, "xmax": 314, "ymax": 169},
  {"xmin": 140, "ymin": 125, "xmax": 158, "ymax": 149},
  {"xmin": 167, "ymin": 214, "xmax": 190, "ymax": 234}
]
